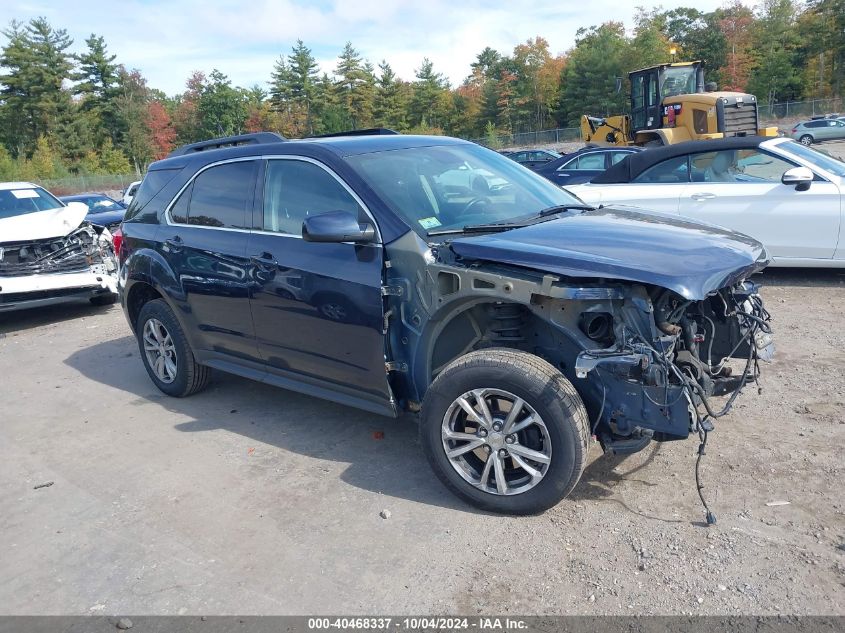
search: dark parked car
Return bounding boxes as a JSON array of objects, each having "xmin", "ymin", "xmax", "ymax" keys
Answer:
[
  {"xmin": 59, "ymin": 193, "xmax": 126, "ymax": 232},
  {"xmin": 119, "ymin": 131, "xmax": 772, "ymax": 515},
  {"xmin": 534, "ymin": 146, "xmax": 643, "ymax": 186},
  {"xmin": 500, "ymin": 148, "xmax": 561, "ymax": 169}
]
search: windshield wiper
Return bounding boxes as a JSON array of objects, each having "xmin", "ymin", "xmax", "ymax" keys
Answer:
[
  {"xmin": 427, "ymin": 205, "xmax": 596, "ymax": 237},
  {"xmin": 536, "ymin": 203, "xmax": 595, "ymax": 217},
  {"xmin": 428, "ymin": 222, "xmax": 530, "ymax": 236}
]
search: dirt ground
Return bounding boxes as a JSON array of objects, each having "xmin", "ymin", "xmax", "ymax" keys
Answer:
[
  {"xmin": 1, "ymin": 266, "xmax": 843, "ymax": 616},
  {"xmin": 2, "ymin": 141, "xmax": 845, "ymax": 616}
]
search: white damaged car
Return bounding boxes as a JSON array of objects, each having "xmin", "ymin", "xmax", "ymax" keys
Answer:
[{"xmin": 0, "ymin": 182, "xmax": 119, "ymax": 312}]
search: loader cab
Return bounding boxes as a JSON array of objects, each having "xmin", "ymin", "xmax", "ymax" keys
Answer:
[{"xmin": 629, "ymin": 62, "xmax": 705, "ymax": 133}]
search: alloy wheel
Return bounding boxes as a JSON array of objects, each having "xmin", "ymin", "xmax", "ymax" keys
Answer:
[
  {"xmin": 441, "ymin": 388, "xmax": 552, "ymax": 496},
  {"xmin": 142, "ymin": 318, "xmax": 178, "ymax": 384}
]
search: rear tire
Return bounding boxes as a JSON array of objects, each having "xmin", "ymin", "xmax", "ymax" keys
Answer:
[
  {"xmin": 420, "ymin": 349, "xmax": 589, "ymax": 515},
  {"xmin": 799, "ymin": 134, "xmax": 813, "ymax": 146},
  {"xmin": 136, "ymin": 299, "xmax": 209, "ymax": 397}
]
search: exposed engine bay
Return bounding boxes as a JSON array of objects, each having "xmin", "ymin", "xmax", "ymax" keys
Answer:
[
  {"xmin": 569, "ymin": 282, "xmax": 773, "ymax": 522},
  {"xmin": 0, "ymin": 223, "xmax": 115, "ymax": 275},
  {"xmin": 0, "ymin": 222, "xmax": 118, "ymax": 311},
  {"xmin": 382, "ymin": 225, "xmax": 773, "ymax": 521}
]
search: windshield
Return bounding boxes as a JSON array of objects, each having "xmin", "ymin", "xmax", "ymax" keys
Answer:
[
  {"xmin": 346, "ymin": 143, "xmax": 583, "ymax": 236},
  {"xmin": 76, "ymin": 196, "xmax": 123, "ymax": 213},
  {"xmin": 777, "ymin": 140, "xmax": 845, "ymax": 177},
  {"xmin": 661, "ymin": 66, "xmax": 697, "ymax": 98},
  {"xmin": 0, "ymin": 187, "xmax": 64, "ymax": 220}
]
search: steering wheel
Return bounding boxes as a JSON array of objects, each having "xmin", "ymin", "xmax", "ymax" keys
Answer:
[{"xmin": 459, "ymin": 196, "xmax": 490, "ymax": 216}]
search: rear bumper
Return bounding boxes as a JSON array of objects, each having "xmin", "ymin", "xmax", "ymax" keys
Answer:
[{"xmin": 0, "ymin": 270, "xmax": 118, "ymax": 312}]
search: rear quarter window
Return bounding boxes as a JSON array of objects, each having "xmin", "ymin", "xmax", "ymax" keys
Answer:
[
  {"xmin": 633, "ymin": 156, "xmax": 690, "ymax": 183},
  {"xmin": 124, "ymin": 169, "xmax": 182, "ymax": 220}
]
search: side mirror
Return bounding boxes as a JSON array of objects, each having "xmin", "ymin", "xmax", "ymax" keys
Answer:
[
  {"xmin": 781, "ymin": 166, "xmax": 813, "ymax": 191},
  {"xmin": 302, "ymin": 210, "xmax": 376, "ymax": 244}
]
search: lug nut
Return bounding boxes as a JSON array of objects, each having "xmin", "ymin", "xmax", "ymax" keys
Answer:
[
  {"xmin": 484, "ymin": 446, "xmax": 492, "ymax": 453},
  {"xmin": 498, "ymin": 449, "xmax": 508, "ymax": 457},
  {"xmin": 505, "ymin": 435, "xmax": 515, "ymax": 444},
  {"xmin": 478, "ymin": 428, "xmax": 488, "ymax": 438},
  {"xmin": 492, "ymin": 423, "xmax": 502, "ymax": 432}
]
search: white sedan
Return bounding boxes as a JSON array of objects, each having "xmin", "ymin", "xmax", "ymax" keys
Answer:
[
  {"xmin": 0, "ymin": 182, "xmax": 119, "ymax": 311},
  {"xmin": 566, "ymin": 137, "xmax": 845, "ymax": 267}
]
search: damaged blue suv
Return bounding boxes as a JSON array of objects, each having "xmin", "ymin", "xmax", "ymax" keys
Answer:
[{"xmin": 119, "ymin": 130, "xmax": 773, "ymax": 515}]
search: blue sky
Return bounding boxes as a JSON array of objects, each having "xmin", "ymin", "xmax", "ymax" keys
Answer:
[{"xmin": 2, "ymin": 0, "xmax": 737, "ymax": 96}]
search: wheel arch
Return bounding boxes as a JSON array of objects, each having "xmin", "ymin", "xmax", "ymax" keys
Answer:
[
  {"xmin": 122, "ymin": 246, "xmax": 197, "ymax": 349},
  {"xmin": 409, "ymin": 296, "xmax": 588, "ymax": 401}
]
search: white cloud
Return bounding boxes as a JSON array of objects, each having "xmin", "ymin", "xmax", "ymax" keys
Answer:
[{"xmin": 0, "ymin": 0, "xmax": 738, "ymax": 95}]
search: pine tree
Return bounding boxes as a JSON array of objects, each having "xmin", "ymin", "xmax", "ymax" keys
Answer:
[
  {"xmin": 74, "ymin": 34, "xmax": 121, "ymax": 144},
  {"xmin": 288, "ymin": 40, "xmax": 319, "ymax": 133},
  {"xmin": 0, "ymin": 17, "xmax": 74, "ymax": 155},
  {"xmin": 115, "ymin": 67, "xmax": 152, "ymax": 172},
  {"xmin": 373, "ymin": 61, "xmax": 407, "ymax": 130},
  {"xmin": 334, "ymin": 42, "xmax": 374, "ymax": 129},
  {"xmin": 410, "ymin": 58, "xmax": 448, "ymax": 129},
  {"xmin": 269, "ymin": 55, "xmax": 293, "ymax": 109}
]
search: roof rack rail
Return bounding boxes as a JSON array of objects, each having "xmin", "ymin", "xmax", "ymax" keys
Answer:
[
  {"xmin": 309, "ymin": 128, "xmax": 399, "ymax": 139},
  {"xmin": 168, "ymin": 132, "xmax": 285, "ymax": 157}
]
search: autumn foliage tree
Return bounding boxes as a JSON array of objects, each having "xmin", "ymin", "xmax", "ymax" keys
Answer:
[
  {"xmin": 0, "ymin": 5, "xmax": 842, "ymax": 182},
  {"xmin": 145, "ymin": 101, "xmax": 175, "ymax": 160}
]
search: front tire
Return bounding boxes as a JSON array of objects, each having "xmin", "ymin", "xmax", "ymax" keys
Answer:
[
  {"xmin": 420, "ymin": 349, "xmax": 589, "ymax": 514},
  {"xmin": 799, "ymin": 134, "xmax": 813, "ymax": 146},
  {"xmin": 136, "ymin": 299, "xmax": 210, "ymax": 397}
]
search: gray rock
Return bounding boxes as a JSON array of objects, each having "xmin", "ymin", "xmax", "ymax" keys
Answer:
[
  {"xmin": 379, "ymin": 509, "xmax": 391, "ymax": 520},
  {"xmin": 116, "ymin": 618, "xmax": 133, "ymax": 630}
]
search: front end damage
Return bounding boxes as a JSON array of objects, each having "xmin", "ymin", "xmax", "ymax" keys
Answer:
[
  {"xmin": 570, "ymin": 282, "xmax": 772, "ymax": 448},
  {"xmin": 0, "ymin": 223, "xmax": 118, "ymax": 312},
  {"xmin": 382, "ymin": 219, "xmax": 772, "ymax": 519}
]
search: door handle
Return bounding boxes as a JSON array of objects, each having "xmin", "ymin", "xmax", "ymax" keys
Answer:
[
  {"xmin": 250, "ymin": 252, "xmax": 278, "ymax": 268},
  {"xmin": 690, "ymin": 192, "xmax": 716, "ymax": 201},
  {"xmin": 164, "ymin": 236, "xmax": 183, "ymax": 252}
]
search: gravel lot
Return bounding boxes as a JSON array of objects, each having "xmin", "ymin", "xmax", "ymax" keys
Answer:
[
  {"xmin": 1, "ymin": 269, "xmax": 843, "ymax": 616},
  {"xmin": 2, "ymin": 142, "xmax": 844, "ymax": 616}
]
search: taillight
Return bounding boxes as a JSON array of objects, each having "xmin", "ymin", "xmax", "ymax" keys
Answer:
[
  {"xmin": 790, "ymin": 128, "xmax": 797, "ymax": 134},
  {"xmin": 112, "ymin": 226, "xmax": 124, "ymax": 262}
]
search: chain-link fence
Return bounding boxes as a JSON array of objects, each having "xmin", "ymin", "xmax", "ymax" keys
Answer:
[
  {"xmin": 36, "ymin": 173, "xmax": 140, "ymax": 196},
  {"xmin": 470, "ymin": 127, "xmax": 582, "ymax": 149},
  {"xmin": 758, "ymin": 98, "xmax": 842, "ymax": 122}
]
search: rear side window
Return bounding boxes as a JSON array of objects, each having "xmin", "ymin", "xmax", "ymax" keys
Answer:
[
  {"xmin": 633, "ymin": 156, "xmax": 690, "ymax": 183},
  {"xmin": 170, "ymin": 161, "xmax": 257, "ymax": 229},
  {"xmin": 124, "ymin": 169, "xmax": 180, "ymax": 220},
  {"xmin": 805, "ymin": 121, "xmax": 825, "ymax": 129},
  {"xmin": 609, "ymin": 151, "xmax": 630, "ymax": 165},
  {"xmin": 576, "ymin": 153, "xmax": 605, "ymax": 170}
]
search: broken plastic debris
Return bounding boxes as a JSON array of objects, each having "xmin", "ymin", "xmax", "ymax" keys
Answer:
[
  {"xmin": 33, "ymin": 481, "xmax": 54, "ymax": 490},
  {"xmin": 765, "ymin": 500, "xmax": 790, "ymax": 507}
]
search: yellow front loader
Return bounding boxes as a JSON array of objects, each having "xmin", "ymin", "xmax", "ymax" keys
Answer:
[{"xmin": 580, "ymin": 61, "xmax": 778, "ymax": 147}]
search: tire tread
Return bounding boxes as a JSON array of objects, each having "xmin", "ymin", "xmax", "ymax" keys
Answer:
[
  {"xmin": 137, "ymin": 299, "xmax": 210, "ymax": 397},
  {"xmin": 420, "ymin": 348, "xmax": 589, "ymax": 514}
]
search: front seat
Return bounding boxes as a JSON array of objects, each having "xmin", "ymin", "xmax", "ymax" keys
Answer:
[{"xmin": 706, "ymin": 151, "xmax": 736, "ymax": 183}]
